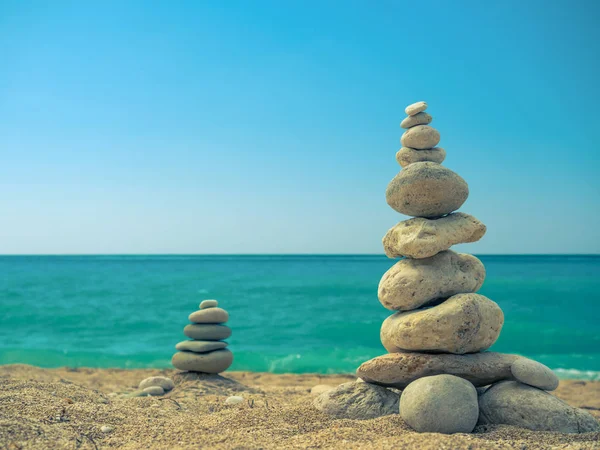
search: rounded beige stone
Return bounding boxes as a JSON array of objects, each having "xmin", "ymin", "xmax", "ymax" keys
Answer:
[
  {"xmin": 400, "ymin": 112, "xmax": 432, "ymax": 129},
  {"xmin": 142, "ymin": 386, "xmax": 165, "ymax": 396},
  {"xmin": 188, "ymin": 307, "xmax": 229, "ymax": 324},
  {"xmin": 510, "ymin": 358, "xmax": 559, "ymax": 391},
  {"xmin": 395, "ymin": 147, "xmax": 446, "ymax": 168},
  {"xmin": 200, "ymin": 299, "xmax": 218, "ymax": 309},
  {"xmin": 171, "ymin": 349, "xmax": 233, "ymax": 373},
  {"xmin": 175, "ymin": 340, "xmax": 228, "ymax": 353},
  {"xmin": 400, "ymin": 375, "xmax": 479, "ymax": 434},
  {"xmin": 138, "ymin": 376, "xmax": 175, "ymax": 391},
  {"xmin": 401, "ymin": 125, "xmax": 440, "ymax": 149},
  {"xmin": 380, "ymin": 293, "xmax": 504, "ymax": 354},
  {"xmin": 183, "ymin": 324, "xmax": 231, "ymax": 340},
  {"xmin": 378, "ymin": 250, "xmax": 485, "ymax": 311},
  {"xmin": 405, "ymin": 101, "xmax": 427, "ymax": 116},
  {"xmin": 357, "ymin": 352, "xmax": 518, "ymax": 389},
  {"xmin": 383, "ymin": 212, "xmax": 486, "ymax": 259},
  {"xmin": 386, "ymin": 162, "xmax": 468, "ymax": 218}
]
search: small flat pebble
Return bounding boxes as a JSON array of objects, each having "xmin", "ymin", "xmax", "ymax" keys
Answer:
[
  {"xmin": 101, "ymin": 425, "xmax": 114, "ymax": 433},
  {"xmin": 405, "ymin": 101, "xmax": 427, "ymax": 116},
  {"xmin": 183, "ymin": 324, "xmax": 231, "ymax": 340},
  {"xmin": 175, "ymin": 340, "xmax": 228, "ymax": 353},
  {"xmin": 401, "ymin": 112, "xmax": 432, "ymax": 129},
  {"xmin": 139, "ymin": 376, "xmax": 174, "ymax": 391},
  {"xmin": 225, "ymin": 396, "xmax": 244, "ymax": 405},
  {"xmin": 142, "ymin": 386, "xmax": 165, "ymax": 396},
  {"xmin": 200, "ymin": 299, "xmax": 218, "ymax": 309},
  {"xmin": 510, "ymin": 358, "xmax": 559, "ymax": 391}
]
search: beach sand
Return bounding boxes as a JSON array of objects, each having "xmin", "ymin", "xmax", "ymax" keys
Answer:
[{"xmin": 0, "ymin": 365, "xmax": 598, "ymax": 449}]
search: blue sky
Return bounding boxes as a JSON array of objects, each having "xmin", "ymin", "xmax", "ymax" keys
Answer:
[{"xmin": 1, "ymin": 0, "xmax": 599, "ymax": 254}]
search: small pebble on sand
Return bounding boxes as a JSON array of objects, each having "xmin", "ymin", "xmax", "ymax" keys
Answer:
[
  {"xmin": 101, "ymin": 425, "xmax": 114, "ymax": 433},
  {"xmin": 225, "ymin": 396, "xmax": 244, "ymax": 405}
]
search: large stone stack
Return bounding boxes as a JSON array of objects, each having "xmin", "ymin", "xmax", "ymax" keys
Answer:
[
  {"xmin": 171, "ymin": 299, "xmax": 233, "ymax": 373},
  {"xmin": 315, "ymin": 101, "xmax": 599, "ymax": 434}
]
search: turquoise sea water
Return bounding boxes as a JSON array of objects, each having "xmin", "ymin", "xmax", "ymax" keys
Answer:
[{"xmin": 1, "ymin": 255, "xmax": 599, "ymax": 379}]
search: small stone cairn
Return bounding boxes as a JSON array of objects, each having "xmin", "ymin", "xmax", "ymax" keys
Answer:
[
  {"xmin": 171, "ymin": 299, "xmax": 233, "ymax": 373},
  {"xmin": 315, "ymin": 101, "xmax": 599, "ymax": 434}
]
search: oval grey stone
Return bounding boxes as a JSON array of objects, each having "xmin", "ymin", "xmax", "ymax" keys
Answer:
[
  {"xmin": 401, "ymin": 125, "xmax": 440, "ymax": 149},
  {"xmin": 381, "ymin": 293, "xmax": 504, "ymax": 354},
  {"xmin": 142, "ymin": 386, "xmax": 165, "ymax": 396},
  {"xmin": 183, "ymin": 324, "xmax": 231, "ymax": 340},
  {"xmin": 138, "ymin": 376, "xmax": 175, "ymax": 391},
  {"xmin": 511, "ymin": 358, "xmax": 559, "ymax": 391},
  {"xmin": 189, "ymin": 307, "xmax": 229, "ymax": 324},
  {"xmin": 400, "ymin": 375, "xmax": 479, "ymax": 434},
  {"xmin": 479, "ymin": 381, "xmax": 600, "ymax": 433},
  {"xmin": 357, "ymin": 352, "xmax": 518, "ymax": 389},
  {"xmin": 400, "ymin": 112, "xmax": 432, "ymax": 129},
  {"xmin": 396, "ymin": 147, "xmax": 445, "ymax": 168},
  {"xmin": 171, "ymin": 349, "xmax": 233, "ymax": 373},
  {"xmin": 383, "ymin": 212, "xmax": 486, "ymax": 259},
  {"xmin": 405, "ymin": 101, "xmax": 427, "ymax": 116},
  {"xmin": 378, "ymin": 250, "xmax": 485, "ymax": 311},
  {"xmin": 175, "ymin": 340, "xmax": 228, "ymax": 353},
  {"xmin": 313, "ymin": 381, "xmax": 399, "ymax": 420},
  {"xmin": 200, "ymin": 299, "xmax": 218, "ymax": 309},
  {"xmin": 386, "ymin": 162, "xmax": 469, "ymax": 218}
]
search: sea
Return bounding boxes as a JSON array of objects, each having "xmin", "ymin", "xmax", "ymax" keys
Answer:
[{"xmin": 1, "ymin": 255, "xmax": 599, "ymax": 379}]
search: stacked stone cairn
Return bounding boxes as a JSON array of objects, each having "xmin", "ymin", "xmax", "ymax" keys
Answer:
[
  {"xmin": 171, "ymin": 299, "xmax": 233, "ymax": 373},
  {"xmin": 315, "ymin": 101, "xmax": 599, "ymax": 434}
]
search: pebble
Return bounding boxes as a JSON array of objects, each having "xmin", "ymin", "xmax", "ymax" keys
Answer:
[
  {"xmin": 310, "ymin": 384, "xmax": 335, "ymax": 396},
  {"xmin": 405, "ymin": 101, "xmax": 427, "ymax": 116},
  {"xmin": 142, "ymin": 386, "xmax": 165, "ymax": 396},
  {"xmin": 479, "ymin": 381, "xmax": 599, "ymax": 433},
  {"xmin": 510, "ymin": 358, "xmax": 559, "ymax": 391},
  {"xmin": 101, "ymin": 425, "xmax": 114, "ymax": 433},
  {"xmin": 401, "ymin": 112, "xmax": 432, "ymax": 129},
  {"xmin": 378, "ymin": 250, "xmax": 485, "ymax": 311},
  {"xmin": 381, "ymin": 293, "xmax": 504, "ymax": 354},
  {"xmin": 138, "ymin": 376, "xmax": 174, "ymax": 392},
  {"xmin": 175, "ymin": 340, "xmax": 228, "ymax": 353},
  {"xmin": 200, "ymin": 299, "xmax": 218, "ymax": 309},
  {"xmin": 171, "ymin": 348, "xmax": 233, "ymax": 373},
  {"xmin": 400, "ymin": 375, "xmax": 479, "ymax": 434},
  {"xmin": 357, "ymin": 352, "xmax": 518, "ymax": 389},
  {"xmin": 183, "ymin": 324, "xmax": 231, "ymax": 340},
  {"xmin": 385, "ymin": 162, "xmax": 469, "ymax": 218},
  {"xmin": 225, "ymin": 396, "xmax": 244, "ymax": 405},
  {"xmin": 313, "ymin": 381, "xmax": 399, "ymax": 420},
  {"xmin": 401, "ymin": 125, "xmax": 440, "ymax": 149},
  {"xmin": 188, "ymin": 307, "xmax": 229, "ymax": 324},
  {"xmin": 382, "ymin": 212, "xmax": 486, "ymax": 259},
  {"xmin": 396, "ymin": 147, "xmax": 445, "ymax": 167}
]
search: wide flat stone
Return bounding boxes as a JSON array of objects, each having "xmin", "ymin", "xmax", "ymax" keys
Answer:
[
  {"xmin": 405, "ymin": 101, "xmax": 427, "ymax": 116},
  {"xmin": 400, "ymin": 112, "xmax": 432, "ymax": 129},
  {"xmin": 479, "ymin": 381, "xmax": 599, "ymax": 433},
  {"xmin": 175, "ymin": 340, "xmax": 228, "ymax": 353},
  {"xmin": 189, "ymin": 307, "xmax": 229, "ymax": 324},
  {"xmin": 378, "ymin": 250, "xmax": 485, "ymax": 311},
  {"xmin": 380, "ymin": 293, "xmax": 504, "ymax": 354},
  {"xmin": 383, "ymin": 212, "xmax": 486, "ymax": 259},
  {"xmin": 183, "ymin": 324, "xmax": 231, "ymax": 341},
  {"xmin": 396, "ymin": 147, "xmax": 446, "ymax": 168},
  {"xmin": 357, "ymin": 352, "xmax": 518, "ymax": 389},
  {"xmin": 386, "ymin": 162, "xmax": 469, "ymax": 218},
  {"xmin": 172, "ymin": 349, "xmax": 233, "ymax": 373}
]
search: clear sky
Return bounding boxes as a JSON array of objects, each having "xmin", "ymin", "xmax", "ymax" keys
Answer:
[{"xmin": 1, "ymin": 0, "xmax": 599, "ymax": 254}]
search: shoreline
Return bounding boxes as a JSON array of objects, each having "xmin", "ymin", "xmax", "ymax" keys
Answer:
[{"xmin": 1, "ymin": 364, "xmax": 599, "ymax": 449}]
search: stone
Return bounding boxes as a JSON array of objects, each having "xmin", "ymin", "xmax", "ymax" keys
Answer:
[
  {"xmin": 313, "ymin": 381, "xmax": 399, "ymax": 420},
  {"xmin": 401, "ymin": 125, "xmax": 440, "ymax": 150},
  {"xmin": 200, "ymin": 299, "xmax": 218, "ymax": 309},
  {"xmin": 479, "ymin": 381, "xmax": 600, "ymax": 433},
  {"xmin": 400, "ymin": 112, "xmax": 432, "ymax": 129},
  {"xmin": 225, "ymin": 396, "xmax": 244, "ymax": 405},
  {"xmin": 405, "ymin": 101, "xmax": 427, "ymax": 116},
  {"xmin": 400, "ymin": 375, "xmax": 479, "ymax": 434},
  {"xmin": 189, "ymin": 307, "xmax": 229, "ymax": 324},
  {"xmin": 175, "ymin": 340, "xmax": 228, "ymax": 353},
  {"xmin": 386, "ymin": 162, "xmax": 469, "ymax": 218},
  {"xmin": 396, "ymin": 147, "xmax": 446, "ymax": 168},
  {"xmin": 511, "ymin": 357, "xmax": 559, "ymax": 391},
  {"xmin": 383, "ymin": 213, "xmax": 486, "ymax": 259},
  {"xmin": 101, "ymin": 425, "xmax": 113, "ymax": 433},
  {"xmin": 138, "ymin": 376, "xmax": 175, "ymax": 392},
  {"xmin": 378, "ymin": 250, "xmax": 485, "ymax": 311},
  {"xmin": 381, "ymin": 293, "xmax": 504, "ymax": 354},
  {"xmin": 183, "ymin": 324, "xmax": 231, "ymax": 340},
  {"xmin": 142, "ymin": 386, "xmax": 165, "ymax": 396},
  {"xmin": 357, "ymin": 352, "xmax": 518, "ymax": 389},
  {"xmin": 310, "ymin": 384, "xmax": 335, "ymax": 396},
  {"xmin": 172, "ymin": 349, "xmax": 233, "ymax": 373}
]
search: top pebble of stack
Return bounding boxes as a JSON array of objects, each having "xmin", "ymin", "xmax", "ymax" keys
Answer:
[{"xmin": 405, "ymin": 101, "xmax": 427, "ymax": 116}]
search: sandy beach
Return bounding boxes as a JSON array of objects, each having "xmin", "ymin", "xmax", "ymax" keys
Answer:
[{"xmin": 0, "ymin": 364, "xmax": 598, "ymax": 449}]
